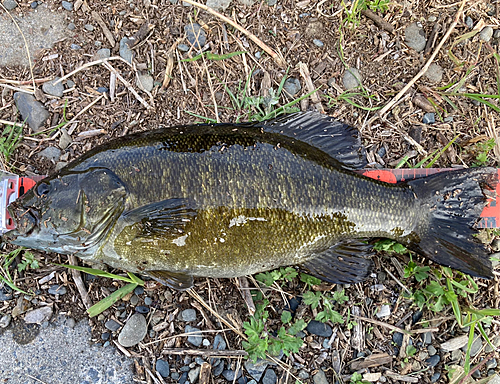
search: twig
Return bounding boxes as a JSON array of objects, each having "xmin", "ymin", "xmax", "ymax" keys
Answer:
[
  {"xmin": 162, "ymin": 39, "xmax": 182, "ymax": 90},
  {"xmin": 368, "ymin": 0, "xmax": 467, "ymax": 125},
  {"xmin": 0, "ymin": 120, "xmax": 24, "ymax": 128},
  {"xmin": 103, "ymin": 62, "xmax": 153, "ymax": 110},
  {"xmin": 68, "ymin": 255, "xmax": 93, "ymax": 309},
  {"xmin": 298, "ymin": 62, "xmax": 324, "ymax": 113},
  {"xmin": 353, "ymin": 315, "xmax": 439, "ymax": 335},
  {"xmin": 0, "ymin": 77, "xmax": 51, "ymax": 86},
  {"xmin": 91, "ymin": 11, "xmax": 116, "ymax": 47},
  {"xmin": 53, "ymin": 57, "xmax": 133, "ymax": 85},
  {"xmin": 360, "ymin": 9, "xmax": 394, "ymax": 33},
  {"xmin": 179, "ymin": 0, "xmax": 286, "ymax": 68},
  {"xmin": 237, "ymin": 276, "xmax": 256, "ymax": 316},
  {"xmin": 161, "ymin": 348, "xmax": 248, "ymax": 356},
  {"xmin": 0, "ymin": 83, "xmax": 34, "ymax": 94},
  {"xmin": 383, "ymin": 266, "xmax": 412, "ymax": 295},
  {"xmin": 113, "ymin": 340, "xmax": 133, "ymax": 357}
]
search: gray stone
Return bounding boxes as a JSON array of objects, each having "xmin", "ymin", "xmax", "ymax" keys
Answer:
[
  {"xmin": 48, "ymin": 285, "xmax": 67, "ymax": 295},
  {"xmin": 428, "ymin": 15, "xmax": 437, "ymax": 22},
  {"xmin": 298, "ymin": 370, "xmax": 309, "ymax": 379},
  {"xmin": 37, "ymin": 147, "xmax": 62, "ymax": 162},
  {"xmin": 156, "ymin": 359, "xmax": 169, "ymax": 377},
  {"xmin": 3, "ymin": 0, "xmax": 17, "ymax": 10},
  {"xmin": 422, "ymin": 331, "xmax": 432, "ymax": 345},
  {"xmin": 0, "ymin": 286, "xmax": 13, "ymax": 301},
  {"xmin": 343, "ymin": 67, "xmax": 363, "ymax": 90},
  {"xmin": 480, "ymin": 26, "xmax": 494, "ymax": 43},
  {"xmin": 55, "ymin": 162, "xmax": 68, "ymax": 171},
  {"xmin": 130, "ymin": 295, "xmax": 139, "ymax": 306},
  {"xmin": 144, "ymin": 297, "xmax": 152, "ymax": 306},
  {"xmin": 84, "ymin": 24, "xmax": 94, "ymax": 31},
  {"xmin": 214, "ymin": 334, "xmax": 227, "ymax": 350},
  {"xmin": 61, "ymin": 1, "xmax": 73, "ymax": 11},
  {"xmin": 494, "ymin": 30, "xmax": 500, "ymax": 39},
  {"xmin": 313, "ymin": 39, "xmax": 324, "ymax": 47},
  {"xmin": 425, "ymin": 354, "xmax": 440, "ymax": 367},
  {"xmin": 179, "ymin": 371, "xmax": 188, "ymax": 384},
  {"xmin": 185, "ymin": 23, "xmax": 206, "ymax": 49},
  {"xmin": 405, "ymin": 22, "xmax": 427, "ymax": 52},
  {"xmin": 105, "ymin": 319, "xmax": 121, "ymax": 332},
  {"xmin": 306, "ymin": 320, "xmax": 332, "ymax": 337},
  {"xmin": 222, "ymin": 369, "xmax": 242, "ymax": 381},
  {"xmin": 93, "ymin": 48, "xmax": 111, "ymax": 61},
  {"xmin": 313, "ymin": 369, "xmax": 328, "ymax": 384},
  {"xmin": 441, "ymin": 335, "xmax": 469, "ymax": 351},
  {"xmin": 58, "ymin": 127, "xmax": 72, "ymax": 150},
  {"xmin": 118, "ymin": 314, "xmax": 147, "ymax": 347},
  {"xmin": 465, "ymin": 16, "xmax": 473, "ymax": 29},
  {"xmin": 424, "ymin": 63, "xmax": 443, "ymax": 83},
  {"xmin": 136, "ymin": 74, "xmax": 154, "ymax": 92},
  {"xmin": 376, "ymin": 304, "xmax": 391, "ymax": 318},
  {"xmin": 465, "ymin": 334, "xmax": 482, "ymax": 357},
  {"xmin": 283, "ymin": 78, "xmax": 301, "ymax": 96},
  {"xmin": 185, "ymin": 325, "xmax": 202, "ymax": 347},
  {"xmin": 206, "ymin": 0, "xmax": 231, "ymax": 11},
  {"xmin": 430, "ymin": 372, "xmax": 441, "ymax": 383},
  {"xmin": 423, "ymin": 112, "xmax": 435, "ymax": 124},
  {"xmin": 67, "ymin": 23, "xmax": 75, "ymax": 31},
  {"xmin": 24, "ymin": 306, "xmax": 53, "ymax": 324},
  {"xmin": 392, "ymin": 332, "xmax": 403, "ymax": 347},
  {"xmin": 14, "ymin": 92, "xmax": 49, "ymax": 132},
  {"xmin": 178, "ymin": 43, "xmax": 190, "ymax": 52},
  {"xmin": 262, "ymin": 369, "xmax": 277, "ymax": 384},
  {"xmin": 0, "ymin": 314, "xmax": 11, "ymax": 328},
  {"xmin": 120, "ymin": 37, "xmax": 134, "ymax": 64},
  {"xmin": 486, "ymin": 359, "xmax": 497, "ymax": 370},
  {"xmin": 189, "ymin": 366, "xmax": 201, "ymax": 384},
  {"xmin": 267, "ymin": 0, "xmax": 277, "ymax": 5},
  {"xmin": 70, "ymin": 43, "xmax": 81, "ymax": 50},
  {"xmin": 135, "ymin": 306, "xmax": 149, "ymax": 314},
  {"xmin": 213, "ymin": 360, "xmax": 225, "ymax": 377},
  {"xmin": 451, "ymin": 349, "xmax": 462, "ymax": 361},
  {"xmin": 427, "ymin": 345, "xmax": 437, "ymax": 356},
  {"xmin": 485, "ymin": 335, "xmax": 500, "ymax": 353},
  {"xmin": 134, "ymin": 286, "xmax": 144, "ymax": 295},
  {"xmin": 244, "ymin": 359, "xmax": 268, "ymax": 381}
]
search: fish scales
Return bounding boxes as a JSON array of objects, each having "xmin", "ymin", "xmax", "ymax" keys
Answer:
[{"xmin": 6, "ymin": 113, "xmax": 496, "ymax": 288}]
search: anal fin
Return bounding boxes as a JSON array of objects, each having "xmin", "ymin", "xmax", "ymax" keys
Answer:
[
  {"xmin": 302, "ymin": 239, "xmax": 374, "ymax": 284},
  {"xmin": 147, "ymin": 270, "xmax": 194, "ymax": 290}
]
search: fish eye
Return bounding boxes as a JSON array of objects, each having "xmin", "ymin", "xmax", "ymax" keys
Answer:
[{"xmin": 36, "ymin": 183, "xmax": 50, "ymax": 197}]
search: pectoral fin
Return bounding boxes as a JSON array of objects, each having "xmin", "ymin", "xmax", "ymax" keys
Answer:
[
  {"xmin": 147, "ymin": 270, "xmax": 194, "ymax": 290},
  {"xmin": 302, "ymin": 239, "xmax": 374, "ymax": 284}
]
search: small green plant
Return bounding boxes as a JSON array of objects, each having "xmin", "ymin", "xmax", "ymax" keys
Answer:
[
  {"xmin": 60, "ymin": 264, "xmax": 144, "ymax": 317},
  {"xmin": 242, "ymin": 292, "xmax": 307, "ymax": 362},
  {"xmin": 350, "ymin": 372, "xmax": 370, "ymax": 384},
  {"xmin": 0, "ymin": 124, "xmax": 23, "ymax": 166},
  {"xmin": 373, "ymin": 239, "xmax": 408, "ymax": 254},
  {"xmin": 17, "ymin": 250, "xmax": 39, "ymax": 272},
  {"xmin": 472, "ymin": 138, "xmax": 495, "ymax": 167},
  {"xmin": 0, "ymin": 247, "xmax": 32, "ymax": 294},
  {"xmin": 255, "ymin": 267, "xmax": 298, "ymax": 287}
]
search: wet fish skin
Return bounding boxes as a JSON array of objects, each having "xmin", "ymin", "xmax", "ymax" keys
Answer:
[{"xmin": 5, "ymin": 113, "xmax": 495, "ymax": 289}]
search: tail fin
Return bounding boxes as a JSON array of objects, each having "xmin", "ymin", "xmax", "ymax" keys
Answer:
[{"xmin": 407, "ymin": 167, "xmax": 497, "ymax": 278}]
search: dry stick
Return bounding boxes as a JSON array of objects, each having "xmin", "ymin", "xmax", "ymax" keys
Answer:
[
  {"xmin": 298, "ymin": 62, "xmax": 324, "ymax": 113},
  {"xmin": 368, "ymin": 0, "xmax": 467, "ymax": 125},
  {"xmin": 0, "ymin": 83, "xmax": 35, "ymax": 94},
  {"xmin": 179, "ymin": 0, "xmax": 286, "ymax": 68},
  {"xmin": 0, "ymin": 3, "xmax": 36, "ymax": 90},
  {"xmin": 103, "ymin": 62, "xmax": 153, "ymax": 110},
  {"xmin": 360, "ymin": 9, "xmax": 394, "ymax": 33},
  {"xmin": 0, "ymin": 77, "xmax": 52, "ymax": 86},
  {"xmin": 68, "ymin": 255, "xmax": 93, "ymax": 309},
  {"xmin": 91, "ymin": 11, "xmax": 116, "ymax": 47},
  {"xmin": 0, "ymin": 120, "xmax": 24, "ymax": 128},
  {"xmin": 383, "ymin": 266, "xmax": 412, "ymax": 295},
  {"xmin": 353, "ymin": 315, "xmax": 439, "ymax": 335},
  {"xmin": 161, "ymin": 348, "xmax": 248, "ymax": 357}
]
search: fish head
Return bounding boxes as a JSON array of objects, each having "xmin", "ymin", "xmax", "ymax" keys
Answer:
[{"xmin": 5, "ymin": 168, "xmax": 127, "ymax": 255}]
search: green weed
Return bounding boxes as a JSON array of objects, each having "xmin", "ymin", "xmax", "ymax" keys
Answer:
[
  {"xmin": 0, "ymin": 124, "xmax": 23, "ymax": 166},
  {"xmin": 373, "ymin": 239, "xmax": 408, "ymax": 254},
  {"xmin": 472, "ymin": 138, "xmax": 495, "ymax": 167},
  {"xmin": 0, "ymin": 247, "xmax": 36, "ymax": 294},
  {"xmin": 350, "ymin": 372, "xmax": 370, "ymax": 384},
  {"xmin": 325, "ymin": 88, "xmax": 382, "ymax": 112}
]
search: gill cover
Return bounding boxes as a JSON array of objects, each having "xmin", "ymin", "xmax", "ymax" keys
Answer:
[{"xmin": 7, "ymin": 168, "xmax": 127, "ymax": 255}]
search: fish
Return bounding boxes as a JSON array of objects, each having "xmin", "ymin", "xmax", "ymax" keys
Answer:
[{"xmin": 4, "ymin": 112, "xmax": 497, "ymax": 290}]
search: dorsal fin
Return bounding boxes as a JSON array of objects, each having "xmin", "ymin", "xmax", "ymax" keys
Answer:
[{"xmin": 257, "ymin": 112, "xmax": 367, "ymax": 170}]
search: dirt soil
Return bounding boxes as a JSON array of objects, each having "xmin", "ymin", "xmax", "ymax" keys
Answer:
[{"xmin": 0, "ymin": 0, "xmax": 499, "ymax": 383}]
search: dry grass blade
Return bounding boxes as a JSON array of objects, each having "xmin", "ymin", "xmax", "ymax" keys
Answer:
[
  {"xmin": 353, "ymin": 315, "xmax": 439, "ymax": 335},
  {"xmin": 298, "ymin": 62, "xmax": 324, "ymax": 113},
  {"xmin": 179, "ymin": 0, "xmax": 286, "ymax": 68},
  {"xmin": 68, "ymin": 255, "xmax": 92, "ymax": 309},
  {"xmin": 368, "ymin": 0, "xmax": 467, "ymax": 125}
]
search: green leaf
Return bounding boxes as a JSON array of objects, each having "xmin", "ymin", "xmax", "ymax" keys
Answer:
[
  {"xmin": 56, "ymin": 264, "xmax": 144, "ymax": 285},
  {"xmin": 300, "ymin": 273, "xmax": 322, "ymax": 287},
  {"xmin": 288, "ymin": 319, "xmax": 307, "ymax": 336},
  {"xmin": 280, "ymin": 267, "xmax": 298, "ymax": 281},
  {"xmin": 281, "ymin": 311, "xmax": 292, "ymax": 324},
  {"xmin": 332, "ymin": 289, "xmax": 349, "ymax": 305},
  {"xmin": 87, "ymin": 283, "xmax": 138, "ymax": 317},
  {"xmin": 302, "ymin": 291, "xmax": 322, "ymax": 309},
  {"xmin": 255, "ymin": 271, "xmax": 278, "ymax": 286},
  {"xmin": 406, "ymin": 345, "xmax": 417, "ymax": 357}
]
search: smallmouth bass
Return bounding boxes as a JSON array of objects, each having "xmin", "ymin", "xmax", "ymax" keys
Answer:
[{"xmin": 5, "ymin": 113, "xmax": 496, "ymax": 289}]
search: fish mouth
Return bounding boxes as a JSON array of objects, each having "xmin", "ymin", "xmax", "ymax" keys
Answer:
[{"xmin": 6, "ymin": 203, "xmax": 39, "ymax": 237}]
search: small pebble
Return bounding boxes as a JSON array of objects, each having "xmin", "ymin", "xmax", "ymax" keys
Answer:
[
  {"xmin": 136, "ymin": 74, "xmax": 154, "ymax": 92},
  {"xmin": 465, "ymin": 16, "xmax": 474, "ymax": 29},
  {"xmin": 178, "ymin": 371, "xmax": 188, "ymax": 384},
  {"xmin": 0, "ymin": 287, "xmax": 13, "ymax": 302},
  {"xmin": 424, "ymin": 63, "xmax": 443, "ymax": 83},
  {"xmin": 101, "ymin": 332, "xmax": 110, "ymax": 341},
  {"xmin": 30, "ymin": 2, "xmax": 38, "ymax": 8},
  {"xmin": 422, "ymin": 331, "xmax": 432, "ymax": 345},
  {"xmin": 313, "ymin": 369, "xmax": 329, "ymax": 384},
  {"xmin": 119, "ymin": 38, "xmax": 134, "ymax": 63},
  {"xmin": 425, "ymin": 355, "xmax": 440, "ymax": 367},
  {"xmin": 428, "ymin": 345, "xmax": 437, "ymax": 356},
  {"xmin": 24, "ymin": 306, "xmax": 53, "ymax": 324},
  {"xmin": 48, "ymin": 285, "xmax": 67, "ymax": 295},
  {"xmin": 430, "ymin": 372, "xmax": 441, "ymax": 383},
  {"xmin": 393, "ymin": 332, "xmax": 403, "ymax": 347},
  {"xmin": 306, "ymin": 320, "xmax": 332, "ymax": 337},
  {"xmin": 93, "ymin": 48, "xmax": 111, "ymax": 61},
  {"xmin": 189, "ymin": 366, "xmax": 201, "ymax": 384},
  {"xmin": 423, "ymin": 112, "xmax": 435, "ymax": 124},
  {"xmin": 130, "ymin": 295, "xmax": 139, "ymax": 306},
  {"xmin": 135, "ymin": 306, "xmax": 149, "ymax": 314},
  {"xmin": 267, "ymin": 0, "xmax": 277, "ymax": 5},
  {"xmin": 298, "ymin": 370, "xmax": 309, "ymax": 379},
  {"xmin": 444, "ymin": 116, "xmax": 454, "ymax": 123},
  {"xmin": 96, "ymin": 87, "xmax": 108, "ymax": 94},
  {"xmin": 343, "ymin": 67, "xmax": 363, "ymax": 90},
  {"xmin": 494, "ymin": 30, "xmax": 500, "ymax": 39},
  {"xmin": 222, "ymin": 369, "xmax": 242, "ymax": 381},
  {"xmin": 486, "ymin": 358, "xmax": 497, "ymax": 370},
  {"xmin": 84, "ymin": 24, "xmax": 94, "ymax": 31},
  {"xmin": 313, "ymin": 39, "xmax": 324, "ymax": 47},
  {"xmin": 466, "ymin": 335, "xmax": 482, "ymax": 357},
  {"xmin": 118, "ymin": 313, "xmax": 147, "ymax": 347},
  {"xmin": 185, "ymin": 325, "xmax": 203, "ymax": 347},
  {"xmin": 67, "ymin": 23, "xmax": 76, "ymax": 31},
  {"xmin": 428, "ymin": 15, "xmax": 437, "ymax": 22},
  {"xmin": 213, "ymin": 361, "xmax": 225, "ymax": 377},
  {"xmin": 479, "ymin": 26, "xmax": 493, "ymax": 43},
  {"xmin": 214, "ymin": 334, "xmax": 227, "ymax": 350},
  {"xmin": 487, "ymin": 370, "xmax": 497, "ymax": 377},
  {"xmin": 283, "ymin": 78, "xmax": 301, "ymax": 97},
  {"xmin": 471, "ymin": 370, "xmax": 481, "ymax": 379},
  {"xmin": 180, "ymin": 308, "xmax": 197, "ymax": 322},
  {"xmin": 171, "ymin": 372, "xmax": 180, "ymax": 380},
  {"xmin": 14, "ymin": 92, "xmax": 50, "ymax": 132},
  {"xmin": 184, "ymin": 23, "xmax": 206, "ymax": 49},
  {"xmin": 134, "ymin": 286, "xmax": 144, "ymax": 295},
  {"xmin": 485, "ymin": 335, "xmax": 500, "ymax": 353},
  {"xmin": 262, "ymin": 369, "xmax": 277, "ymax": 384},
  {"xmin": 61, "ymin": 1, "xmax": 73, "ymax": 11},
  {"xmin": 3, "ymin": 0, "xmax": 18, "ymax": 10},
  {"xmin": 202, "ymin": 339, "xmax": 210, "ymax": 347},
  {"xmin": 144, "ymin": 297, "xmax": 152, "ymax": 306},
  {"xmin": 405, "ymin": 22, "xmax": 427, "ymax": 52},
  {"xmin": 70, "ymin": 44, "xmax": 81, "ymax": 50},
  {"xmin": 178, "ymin": 43, "xmax": 190, "ymax": 52},
  {"xmin": 105, "ymin": 319, "xmax": 121, "ymax": 332},
  {"xmin": 255, "ymin": 51, "xmax": 262, "ymax": 59},
  {"xmin": 0, "ymin": 314, "xmax": 11, "ymax": 328},
  {"xmin": 376, "ymin": 304, "xmax": 391, "ymax": 318}
]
